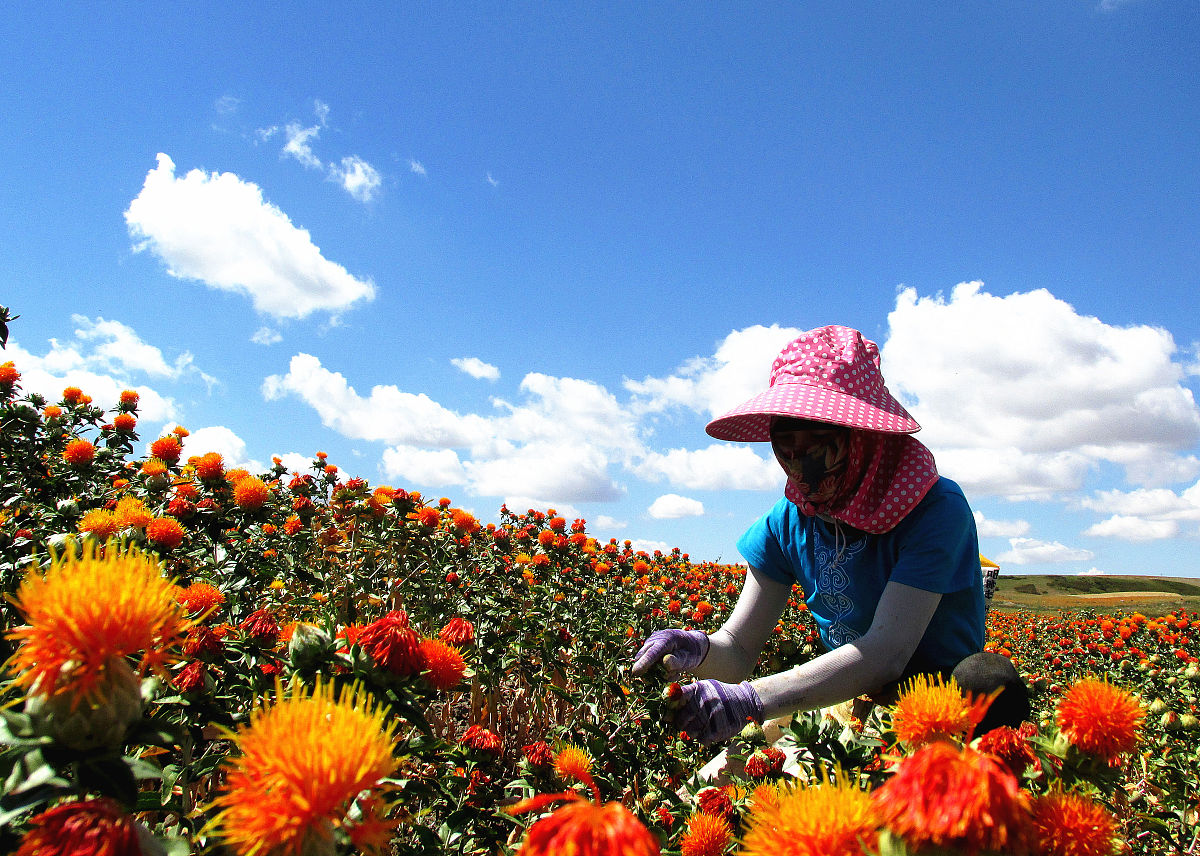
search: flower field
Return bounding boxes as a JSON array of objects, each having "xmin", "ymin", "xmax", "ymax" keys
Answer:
[{"xmin": 2, "ymin": 336, "xmax": 1200, "ymax": 854}]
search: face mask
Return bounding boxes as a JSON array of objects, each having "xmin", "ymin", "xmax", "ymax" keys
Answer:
[{"xmin": 770, "ymin": 421, "xmax": 851, "ymax": 508}]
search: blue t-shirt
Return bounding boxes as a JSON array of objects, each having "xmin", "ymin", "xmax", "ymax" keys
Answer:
[{"xmin": 737, "ymin": 476, "xmax": 985, "ymax": 674}]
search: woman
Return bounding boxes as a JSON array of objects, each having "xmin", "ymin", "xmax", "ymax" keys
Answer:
[{"xmin": 632, "ymin": 325, "xmax": 1028, "ymax": 743}]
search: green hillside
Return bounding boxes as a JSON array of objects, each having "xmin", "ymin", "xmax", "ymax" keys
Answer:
[{"xmin": 991, "ymin": 574, "xmax": 1200, "ymax": 614}]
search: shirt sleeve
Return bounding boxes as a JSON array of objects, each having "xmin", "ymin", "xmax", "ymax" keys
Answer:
[
  {"xmin": 888, "ymin": 480, "xmax": 979, "ymax": 594},
  {"xmin": 736, "ymin": 499, "xmax": 796, "ymax": 585}
]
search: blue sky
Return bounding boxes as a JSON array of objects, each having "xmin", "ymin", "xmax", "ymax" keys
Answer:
[{"xmin": 3, "ymin": 2, "xmax": 1199, "ymax": 576}]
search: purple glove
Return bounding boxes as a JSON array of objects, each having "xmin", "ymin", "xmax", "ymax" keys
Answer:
[
  {"xmin": 631, "ymin": 629, "xmax": 710, "ymax": 676},
  {"xmin": 674, "ymin": 680, "xmax": 764, "ymax": 745}
]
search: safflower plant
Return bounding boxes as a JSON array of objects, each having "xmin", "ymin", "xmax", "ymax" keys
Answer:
[{"xmin": 0, "ymin": 307, "xmax": 1198, "ymax": 855}]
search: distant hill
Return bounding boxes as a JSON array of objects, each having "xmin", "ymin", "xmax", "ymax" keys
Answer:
[{"xmin": 990, "ymin": 574, "xmax": 1200, "ymax": 615}]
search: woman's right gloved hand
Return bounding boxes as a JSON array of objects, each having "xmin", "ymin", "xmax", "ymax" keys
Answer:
[{"xmin": 631, "ymin": 628, "xmax": 710, "ymax": 677}]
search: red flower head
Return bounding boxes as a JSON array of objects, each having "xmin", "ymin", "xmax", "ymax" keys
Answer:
[
  {"xmin": 358, "ymin": 610, "xmax": 424, "ymax": 677},
  {"xmin": 440, "ymin": 616, "xmax": 476, "ymax": 646},
  {"xmin": 744, "ymin": 746, "xmax": 787, "ymax": 778},
  {"xmin": 696, "ymin": 786, "xmax": 734, "ymax": 820},
  {"xmin": 239, "ymin": 608, "xmax": 280, "ymax": 647},
  {"xmin": 872, "ymin": 740, "xmax": 1032, "ymax": 854},
  {"xmin": 976, "ymin": 724, "xmax": 1039, "ymax": 778},
  {"xmin": 461, "ymin": 724, "xmax": 503, "ymax": 755},
  {"xmin": 174, "ymin": 661, "xmax": 208, "ymax": 694},
  {"xmin": 16, "ymin": 797, "xmax": 141, "ymax": 856},
  {"xmin": 523, "ymin": 741, "xmax": 555, "ymax": 768}
]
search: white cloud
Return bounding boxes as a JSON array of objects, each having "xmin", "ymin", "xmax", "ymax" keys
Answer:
[
  {"xmin": 996, "ymin": 537, "xmax": 1095, "ymax": 566},
  {"xmin": 592, "ymin": 515, "xmax": 627, "ymax": 531},
  {"xmin": 464, "ymin": 441, "xmax": 624, "ymax": 503},
  {"xmin": 625, "ymin": 324, "xmax": 800, "ymax": 419},
  {"xmin": 629, "ymin": 539, "xmax": 673, "ymax": 555},
  {"xmin": 273, "ymin": 452, "xmax": 315, "ymax": 475},
  {"xmin": 648, "ymin": 494, "xmax": 705, "ymax": 519},
  {"xmin": 3, "ymin": 317, "xmax": 207, "ymax": 423},
  {"xmin": 126, "ymin": 153, "xmax": 376, "ymax": 319},
  {"xmin": 1078, "ymin": 568, "xmax": 1108, "ymax": 576},
  {"xmin": 262, "ymin": 353, "xmax": 490, "ymax": 446},
  {"xmin": 882, "ymin": 282, "xmax": 1200, "ymax": 498},
  {"xmin": 214, "ymin": 95, "xmax": 240, "ymax": 115},
  {"xmin": 409, "ymin": 159, "xmax": 427, "ymax": 176},
  {"xmin": 973, "ymin": 511, "xmax": 1030, "ymax": 538},
  {"xmin": 178, "ymin": 425, "xmax": 263, "ymax": 473},
  {"xmin": 283, "ymin": 120, "xmax": 324, "ymax": 169},
  {"xmin": 452, "ymin": 357, "xmax": 500, "ymax": 381},
  {"xmin": 382, "ymin": 445, "xmax": 468, "ymax": 486},
  {"xmin": 636, "ymin": 444, "xmax": 782, "ymax": 491},
  {"xmin": 1082, "ymin": 515, "xmax": 1179, "ymax": 541},
  {"xmin": 330, "ymin": 155, "xmax": 382, "ymax": 202},
  {"xmin": 486, "ymin": 173, "xmax": 499, "ymax": 187},
  {"xmin": 251, "ymin": 327, "xmax": 282, "ymax": 346}
]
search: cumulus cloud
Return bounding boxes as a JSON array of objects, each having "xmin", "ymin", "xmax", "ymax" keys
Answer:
[
  {"xmin": 283, "ymin": 119, "xmax": 324, "ymax": 169},
  {"xmin": 3, "ymin": 316, "xmax": 215, "ymax": 423},
  {"xmin": 452, "ymin": 357, "xmax": 500, "ymax": 381},
  {"xmin": 973, "ymin": 511, "xmax": 1030, "ymax": 538},
  {"xmin": 996, "ymin": 537, "xmax": 1095, "ymax": 566},
  {"xmin": 330, "ymin": 156, "xmax": 382, "ymax": 202},
  {"xmin": 636, "ymin": 444, "xmax": 781, "ymax": 491},
  {"xmin": 126, "ymin": 154, "xmax": 376, "ymax": 319},
  {"xmin": 625, "ymin": 324, "xmax": 800, "ymax": 419},
  {"xmin": 178, "ymin": 425, "xmax": 264, "ymax": 472},
  {"xmin": 409, "ymin": 159, "xmax": 427, "ymax": 176},
  {"xmin": 648, "ymin": 494, "xmax": 705, "ymax": 519},
  {"xmin": 382, "ymin": 445, "xmax": 468, "ymax": 486},
  {"xmin": 883, "ymin": 281, "xmax": 1200, "ymax": 498},
  {"xmin": 1082, "ymin": 515, "xmax": 1179, "ymax": 541}
]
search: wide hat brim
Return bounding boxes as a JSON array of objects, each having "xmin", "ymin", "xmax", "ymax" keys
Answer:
[{"xmin": 705, "ymin": 380, "xmax": 920, "ymax": 442}]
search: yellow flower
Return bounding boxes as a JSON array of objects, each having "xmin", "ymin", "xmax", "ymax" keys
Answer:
[
  {"xmin": 554, "ymin": 744, "xmax": 593, "ymax": 785},
  {"xmin": 1056, "ymin": 677, "xmax": 1144, "ymax": 765},
  {"xmin": 212, "ymin": 678, "xmax": 400, "ymax": 856},
  {"xmin": 7, "ymin": 540, "xmax": 188, "ymax": 704},
  {"xmin": 740, "ymin": 772, "xmax": 879, "ymax": 856},
  {"xmin": 114, "ymin": 495, "xmax": 153, "ymax": 530}
]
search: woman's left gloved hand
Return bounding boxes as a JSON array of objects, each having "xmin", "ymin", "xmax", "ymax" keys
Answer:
[{"xmin": 672, "ymin": 679, "xmax": 764, "ymax": 745}]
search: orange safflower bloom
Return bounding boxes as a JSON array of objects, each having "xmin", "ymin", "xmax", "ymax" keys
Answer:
[
  {"xmin": 0, "ymin": 361, "xmax": 19, "ymax": 386},
  {"xmin": 890, "ymin": 673, "xmax": 992, "ymax": 748},
  {"xmin": 418, "ymin": 637, "xmax": 467, "ymax": 690},
  {"xmin": 15, "ymin": 797, "xmax": 140, "ymax": 856},
  {"xmin": 412, "ymin": 507, "xmax": 440, "ymax": 529},
  {"xmin": 450, "ymin": 508, "xmax": 479, "ymax": 535},
  {"xmin": 440, "ymin": 616, "xmax": 475, "ymax": 646},
  {"xmin": 119, "ymin": 389, "xmax": 140, "ymax": 407},
  {"xmin": 1056, "ymin": 678, "xmax": 1144, "ymax": 765},
  {"xmin": 112, "ymin": 413, "xmax": 136, "ymax": 432},
  {"xmin": 7, "ymin": 541, "xmax": 189, "ymax": 703},
  {"xmin": 62, "ymin": 438, "xmax": 95, "ymax": 466},
  {"xmin": 679, "ymin": 812, "xmax": 731, "ymax": 856},
  {"xmin": 150, "ymin": 435, "xmax": 183, "ymax": 463},
  {"xmin": 177, "ymin": 582, "xmax": 226, "ymax": 618},
  {"xmin": 194, "ymin": 452, "xmax": 225, "ymax": 481},
  {"xmin": 42, "ymin": 404, "xmax": 62, "ymax": 418},
  {"xmin": 78, "ymin": 509, "xmax": 122, "ymax": 541},
  {"xmin": 283, "ymin": 514, "xmax": 303, "ymax": 536},
  {"xmin": 114, "ymin": 496, "xmax": 153, "ymax": 530},
  {"xmin": 62, "ymin": 386, "xmax": 84, "ymax": 404},
  {"xmin": 1030, "ymin": 792, "xmax": 1121, "ymax": 856},
  {"xmin": 142, "ymin": 458, "xmax": 169, "ymax": 477},
  {"xmin": 233, "ymin": 476, "xmax": 270, "ymax": 511},
  {"xmin": 872, "ymin": 740, "xmax": 1032, "ymax": 854},
  {"xmin": 554, "ymin": 744, "xmax": 593, "ymax": 784},
  {"xmin": 146, "ymin": 517, "xmax": 186, "ymax": 551},
  {"xmin": 212, "ymin": 679, "xmax": 399, "ymax": 856}
]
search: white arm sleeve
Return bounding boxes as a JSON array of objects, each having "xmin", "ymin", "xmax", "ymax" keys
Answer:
[
  {"xmin": 692, "ymin": 566, "xmax": 792, "ymax": 683},
  {"xmin": 750, "ymin": 580, "xmax": 943, "ymax": 719}
]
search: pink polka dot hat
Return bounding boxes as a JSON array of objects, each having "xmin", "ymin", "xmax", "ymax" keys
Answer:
[
  {"xmin": 706, "ymin": 325, "xmax": 937, "ymax": 533},
  {"xmin": 705, "ymin": 325, "xmax": 920, "ymax": 441}
]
